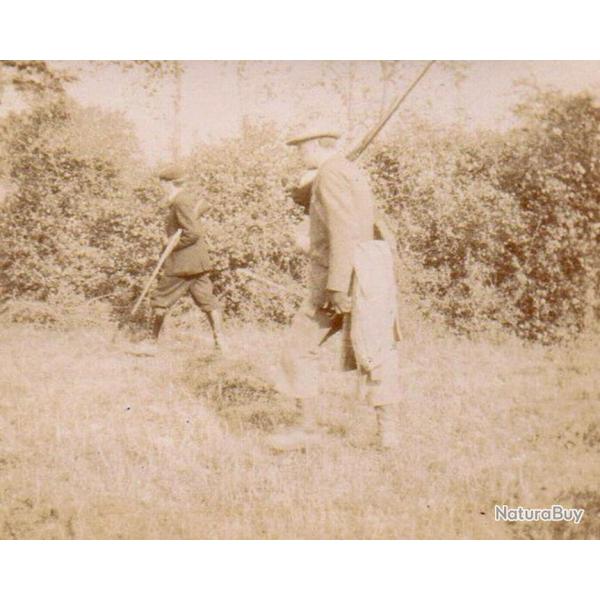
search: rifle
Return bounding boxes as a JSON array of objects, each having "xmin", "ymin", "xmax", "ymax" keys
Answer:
[
  {"xmin": 236, "ymin": 268, "xmax": 303, "ymax": 299},
  {"xmin": 287, "ymin": 61, "xmax": 436, "ymax": 210},
  {"xmin": 130, "ymin": 228, "xmax": 182, "ymax": 316},
  {"xmin": 346, "ymin": 61, "xmax": 436, "ymax": 161}
]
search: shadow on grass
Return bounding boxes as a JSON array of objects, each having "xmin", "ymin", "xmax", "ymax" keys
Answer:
[{"xmin": 182, "ymin": 355, "xmax": 300, "ymax": 433}]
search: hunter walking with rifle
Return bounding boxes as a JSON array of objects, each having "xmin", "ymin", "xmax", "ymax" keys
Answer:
[
  {"xmin": 267, "ymin": 62, "xmax": 435, "ymax": 450},
  {"xmin": 135, "ymin": 166, "xmax": 227, "ymax": 354},
  {"xmin": 268, "ymin": 125, "xmax": 401, "ymax": 451}
]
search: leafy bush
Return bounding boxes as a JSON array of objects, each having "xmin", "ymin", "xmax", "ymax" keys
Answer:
[
  {"xmin": 0, "ymin": 91, "xmax": 597, "ymax": 342},
  {"xmin": 182, "ymin": 123, "xmax": 306, "ymax": 323},
  {"xmin": 368, "ymin": 91, "xmax": 599, "ymax": 341},
  {"xmin": 0, "ymin": 108, "xmax": 304, "ymax": 326},
  {"xmin": 497, "ymin": 91, "xmax": 600, "ymax": 339},
  {"xmin": 0, "ymin": 101, "xmax": 164, "ymax": 324},
  {"xmin": 368, "ymin": 126, "xmax": 526, "ymax": 334}
]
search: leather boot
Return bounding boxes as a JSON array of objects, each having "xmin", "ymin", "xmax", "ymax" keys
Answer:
[
  {"xmin": 127, "ymin": 310, "xmax": 164, "ymax": 357},
  {"xmin": 207, "ymin": 309, "xmax": 228, "ymax": 353}
]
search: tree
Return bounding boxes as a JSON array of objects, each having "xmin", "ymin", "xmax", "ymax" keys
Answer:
[{"xmin": 0, "ymin": 61, "xmax": 74, "ymax": 105}]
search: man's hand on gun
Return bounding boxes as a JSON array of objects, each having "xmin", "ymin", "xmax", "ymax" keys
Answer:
[{"xmin": 323, "ymin": 290, "xmax": 351, "ymax": 315}]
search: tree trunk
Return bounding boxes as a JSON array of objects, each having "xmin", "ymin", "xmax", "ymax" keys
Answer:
[
  {"xmin": 171, "ymin": 61, "xmax": 183, "ymax": 162},
  {"xmin": 346, "ymin": 62, "xmax": 356, "ymax": 135}
]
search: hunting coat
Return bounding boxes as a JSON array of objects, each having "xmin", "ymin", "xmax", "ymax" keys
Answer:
[
  {"xmin": 163, "ymin": 188, "xmax": 212, "ymax": 277},
  {"xmin": 309, "ymin": 154, "xmax": 375, "ymax": 299}
]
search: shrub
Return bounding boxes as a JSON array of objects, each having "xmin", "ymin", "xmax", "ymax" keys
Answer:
[
  {"xmin": 182, "ymin": 123, "xmax": 306, "ymax": 324},
  {"xmin": 0, "ymin": 109, "xmax": 305, "ymax": 326},
  {"xmin": 368, "ymin": 91, "xmax": 599, "ymax": 341},
  {"xmin": 0, "ymin": 101, "xmax": 164, "ymax": 324},
  {"xmin": 1, "ymin": 92, "xmax": 597, "ymax": 342}
]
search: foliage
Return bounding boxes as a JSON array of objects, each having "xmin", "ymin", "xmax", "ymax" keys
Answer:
[
  {"xmin": 0, "ymin": 61, "xmax": 74, "ymax": 103},
  {"xmin": 499, "ymin": 91, "xmax": 600, "ymax": 338},
  {"xmin": 103, "ymin": 60, "xmax": 182, "ymax": 94},
  {"xmin": 0, "ymin": 101, "xmax": 163, "ymax": 324},
  {"xmin": 0, "ymin": 109, "xmax": 304, "ymax": 326},
  {"xmin": 182, "ymin": 123, "xmax": 306, "ymax": 323},
  {"xmin": 368, "ymin": 91, "xmax": 600, "ymax": 341},
  {"xmin": 0, "ymin": 89, "xmax": 597, "ymax": 341}
]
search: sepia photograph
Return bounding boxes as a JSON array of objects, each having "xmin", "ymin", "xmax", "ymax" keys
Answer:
[{"xmin": 0, "ymin": 58, "xmax": 598, "ymax": 541}]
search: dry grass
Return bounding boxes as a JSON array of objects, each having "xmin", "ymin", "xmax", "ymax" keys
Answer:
[{"xmin": 0, "ymin": 312, "xmax": 598, "ymax": 539}]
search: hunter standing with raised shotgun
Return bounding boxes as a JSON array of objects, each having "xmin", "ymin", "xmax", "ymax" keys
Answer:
[{"xmin": 137, "ymin": 166, "xmax": 227, "ymax": 354}]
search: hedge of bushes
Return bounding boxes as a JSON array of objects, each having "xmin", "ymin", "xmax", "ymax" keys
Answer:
[
  {"xmin": 0, "ymin": 102, "xmax": 164, "ymax": 325},
  {"xmin": 368, "ymin": 91, "xmax": 599, "ymax": 341},
  {"xmin": 0, "ymin": 91, "xmax": 598, "ymax": 341}
]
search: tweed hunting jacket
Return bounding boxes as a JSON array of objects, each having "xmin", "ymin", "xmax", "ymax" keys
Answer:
[
  {"xmin": 163, "ymin": 188, "xmax": 212, "ymax": 277},
  {"xmin": 309, "ymin": 154, "xmax": 375, "ymax": 294}
]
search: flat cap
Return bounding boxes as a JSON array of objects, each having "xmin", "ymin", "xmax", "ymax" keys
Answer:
[
  {"xmin": 285, "ymin": 126, "xmax": 341, "ymax": 146},
  {"xmin": 158, "ymin": 165, "xmax": 187, "ymax": 182}
]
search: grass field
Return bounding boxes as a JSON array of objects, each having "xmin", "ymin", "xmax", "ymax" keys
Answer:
[{"xmin": 0, "ymin": 311, "xmax": 598, "ymax": 539}]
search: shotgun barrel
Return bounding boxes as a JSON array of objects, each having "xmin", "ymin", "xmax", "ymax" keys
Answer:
[{"xmin": 346, "ymin": 60, "xmax": 436, "ymax": 161}]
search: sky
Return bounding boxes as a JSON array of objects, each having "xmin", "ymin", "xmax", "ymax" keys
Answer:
[{"xmin": 45, "ymin": 61, "xmax": 600, "ymax": 165}]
